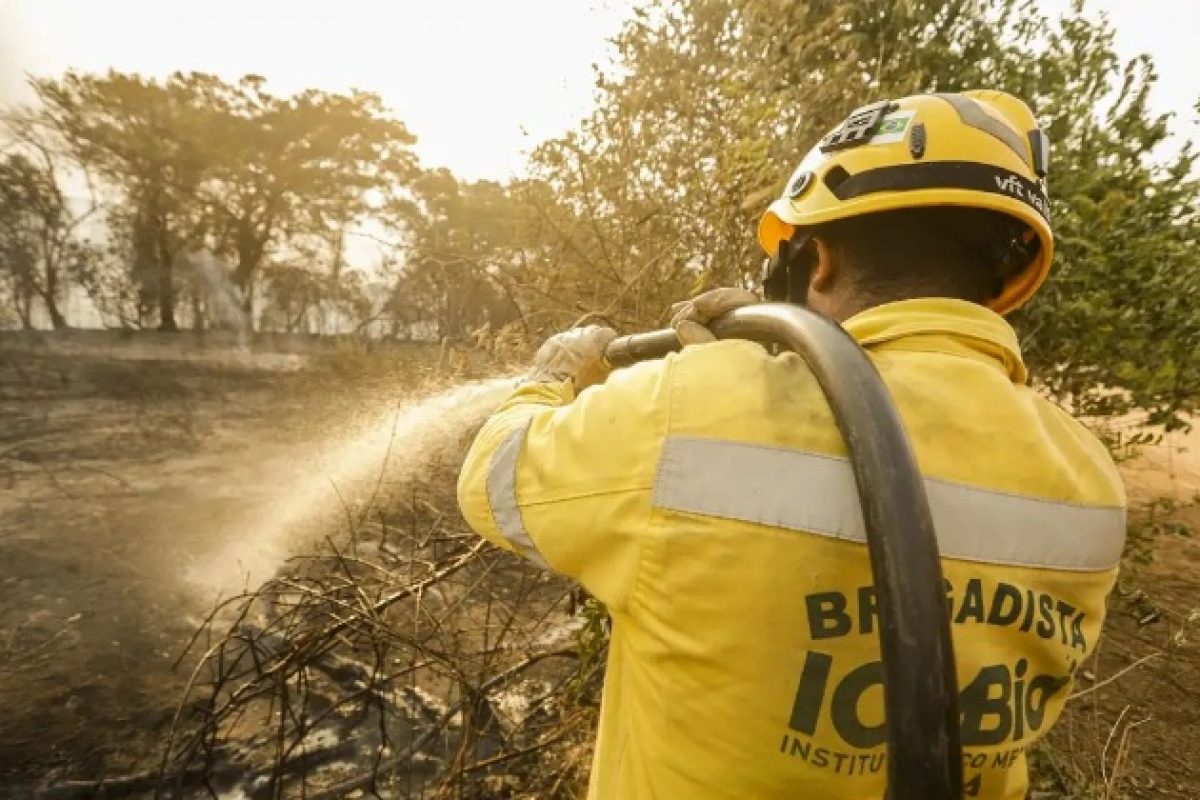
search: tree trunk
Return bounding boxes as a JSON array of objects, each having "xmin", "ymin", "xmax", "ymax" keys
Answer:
[
  {"xmin": 43, "ymin": 295, "xmax": 67, "ymax": 329},
  {"xmin": 40, "ymin": 262, "xmax": 68, "ymax": 329},
  {"xmin": 191, "ymin": 293, "xmax": 206, "ymax": 332},
  {"xmin": 243, "ymin": 278, "xmax": 256, "ymax": 330},
  {"xmin": 157, "ymin": 224, "xmax": 177, "ymax": 332},
  {"xmin": 16, "ymin": 293, "xmax": 34, "ymax": 330},
  {"xmin": 39, "ymin": 225, "xmax": 69, "ymax": 329},
  {"xmin": 159, "ymin": 273, "xmax": 177, "ymax": 330},
  {"xmin": 232, "ymin": 226, "xmax": 266, "ymax": 324}
]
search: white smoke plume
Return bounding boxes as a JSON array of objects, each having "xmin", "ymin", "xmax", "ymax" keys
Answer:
[{"xmin": 185, "ymin": 250, "xmax": 251, "ymax": 342}]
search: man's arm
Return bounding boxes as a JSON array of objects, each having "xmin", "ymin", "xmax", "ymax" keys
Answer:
[
  {"xmin": 456, "ymin": 360, "xmax": 672, "ymax": 611},
  {"xmin": 459, "ymin": 292, "xmax": 758, "ymax": 607}
]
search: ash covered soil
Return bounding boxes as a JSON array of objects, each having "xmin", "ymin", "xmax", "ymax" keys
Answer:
[
  {"xmin": 0, "ymin": 332, "xmax": 457, "ymax": 795},
  {"xmin": 1039, "ymin": 433, "xmax": 1200, "ymax": 799},
  {"xmin": 1, "ymin": 332, "xmax": 1198, "ymax": 799}
]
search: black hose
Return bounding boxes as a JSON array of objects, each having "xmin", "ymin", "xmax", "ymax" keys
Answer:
[{"xmin": 605, "ymin": 304, "xmax": 963, "ymax": 799}]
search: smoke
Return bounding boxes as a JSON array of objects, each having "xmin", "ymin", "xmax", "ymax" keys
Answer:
[{"xmin": 185, "ymin": 250, "xmax": 251, "ymax": 342}]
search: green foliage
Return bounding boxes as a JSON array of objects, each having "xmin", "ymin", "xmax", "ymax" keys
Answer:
[
  {"xmin": 1122, "ymin": 494, "xmax": 1197, "ymax": 565},
  {"xmin": 567, "ymin": 594, "xmax": 612, "ymax": 704},
  {"xmin": 1002, "ymin": 15, "xmax": 1200, "ymax": 431},
  {"xmin": 520, "ymin": 0, "xmax": 1200, "ymax": 427}
]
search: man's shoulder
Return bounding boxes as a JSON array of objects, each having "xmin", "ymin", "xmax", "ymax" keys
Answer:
[
  {"xmin": 1021, "ymin": 391, "xmax": 1126, "ymax": 506},
  {"xmin": 670, "ymin": 339, "xmax": 815, "ymax": 380},
  {"xmin": 659, "ymin": 340, "xmax": 840, "ymax": 449},
  {"xmin": 667, "ymin": 339, "xmax": 823, "ymax": 401}
]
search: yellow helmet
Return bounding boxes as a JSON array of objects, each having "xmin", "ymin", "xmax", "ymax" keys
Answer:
[{"xmin": 758, "ymin": 91, "xmax": 1052, "ymax": 314}]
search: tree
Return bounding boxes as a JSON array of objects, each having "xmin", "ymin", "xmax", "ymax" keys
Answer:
[
  {"xmin": 1002, "ymin": 20, "xmax": 1200, "ymax": 430},
  {"xmin": 32, "ymin": 70, "xmax": 212, "ymax": 330},
  {"xmin": 191, "ymin": 76, "xmax": 419, "ymax": 315},
  {"xmin": 0, "ymin": 115, "xmax": 99, "ymax": 329},
  {"xmin": 523, "ymin": 0, "xmax": 1200, "ymax": 426},
  {"xmin": 0, "ymin": 158, "xmax": 41, "ymax": 328},
  {"xmin": 29, "ymin": 71, "xmax": 421, "ymax": 332},
  {"xmin": 394, "ymin": 169, "xmax": 522, "ymax": 340},
  {"xmin": 260, "ymin": 261, "xmax": 326, "ymax": 333}
]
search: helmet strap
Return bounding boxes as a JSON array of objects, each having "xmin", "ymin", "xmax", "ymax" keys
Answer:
[{"xmin": 763, "ymin": 232, "xmax": 816, "ymax": 304}]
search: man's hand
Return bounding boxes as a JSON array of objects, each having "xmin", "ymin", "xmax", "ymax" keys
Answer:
[
  {"xmin": 529, "ymin": 325, "xmax": 618, "ymax": 390},
  {"xmin": 670, "ymin": 288, "xmax": 760, "ymax": 345}
]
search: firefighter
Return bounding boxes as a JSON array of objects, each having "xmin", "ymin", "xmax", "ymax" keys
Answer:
[{"xmin": 457, "ymin": 91, "xmax": 1125, "ymax": 800}]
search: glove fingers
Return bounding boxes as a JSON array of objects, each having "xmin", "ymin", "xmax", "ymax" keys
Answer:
[
  {"xmin": 669, "ymin": 301, "xmax": 698, "ymax": 329},
  {"xmin": 584, "ymin": 325, "xmax": 619, "ymax": 351},
  {"xmin": 670, "ymin": 288, "xmax": 758, "ymax": 347},
  {"xmin": 675, "ymin": 319, "xmax": 717, "ymax": 346},
  {"xmin": 692, "ymin": 287, "xmax": 759, "ymax": 318},
  {"xmin": 530, "ymin": 325, "xmax": 617, "ymax": 388}
]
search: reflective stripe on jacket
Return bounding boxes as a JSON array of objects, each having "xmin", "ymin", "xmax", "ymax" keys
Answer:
[{"xmin": 457, "ymin": 298, "xmax": 1126, "ymax": 800}]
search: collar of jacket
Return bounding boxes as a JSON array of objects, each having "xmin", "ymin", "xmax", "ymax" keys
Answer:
[{"xmin": 841, "ymin": 297, "xmax": 1029, "ymax": 385}]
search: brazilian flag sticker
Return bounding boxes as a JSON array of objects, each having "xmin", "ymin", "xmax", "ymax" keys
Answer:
[{"xmin": 870, "ymin": 111, "xmax": 916, "ymax": 145}]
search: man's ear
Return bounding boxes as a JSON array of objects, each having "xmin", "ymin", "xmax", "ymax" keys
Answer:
[{"xmin": 809, "ymin": 237, "xmax": 838, "ymax": 293}]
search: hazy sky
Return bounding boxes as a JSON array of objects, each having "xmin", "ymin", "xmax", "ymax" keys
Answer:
[
  {"xmin": 0, "ymin": 0, "xmax": 1195, "ymax": 180},
  {"xmin": 0, "ymin": 0, "xmax": 637, "ymax": 179}
]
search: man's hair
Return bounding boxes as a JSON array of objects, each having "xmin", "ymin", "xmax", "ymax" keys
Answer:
[{"xmin": 809, "ymin": 206, "xmax": 1033, "ymax": 306}]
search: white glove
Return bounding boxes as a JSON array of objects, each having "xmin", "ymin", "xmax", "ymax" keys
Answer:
[
  {"xmin": 529, "ymin": 325, "xmax": 618, "ymax": 390},
  {"xmin": 670, "ymin": 288, "xmax": 760, "ymax": 345}
]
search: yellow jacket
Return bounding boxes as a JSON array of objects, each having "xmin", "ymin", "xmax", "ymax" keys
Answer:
[{"xmin": 458, "ymin": 298, "xmax": 1125, "ymax": 800}]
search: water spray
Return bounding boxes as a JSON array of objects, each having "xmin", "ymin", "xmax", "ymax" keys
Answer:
[{"xmin": 185, "ymin": 376, "xmax": 517, "ymax": 597}]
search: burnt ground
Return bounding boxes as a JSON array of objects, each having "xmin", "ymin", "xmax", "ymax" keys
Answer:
[
  {"xmin": 0, "ymin": 332, "xmax": 453, "ymax": 796},
  {"xmin": 1032, "ymin": 441, "xmax": 1200, "ymax": 799},
  {"xmin": 1042, "ymin": 530, "xmax": 1200, "ymax": 799},
  {"xmin": 0, "ymin": 332, "xmax": 1197, "ymax": 799}
]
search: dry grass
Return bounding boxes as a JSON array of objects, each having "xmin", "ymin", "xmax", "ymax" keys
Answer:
[{"xmin": 148, "ymin": 462, "xmax": 604, "ymax": 800}]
